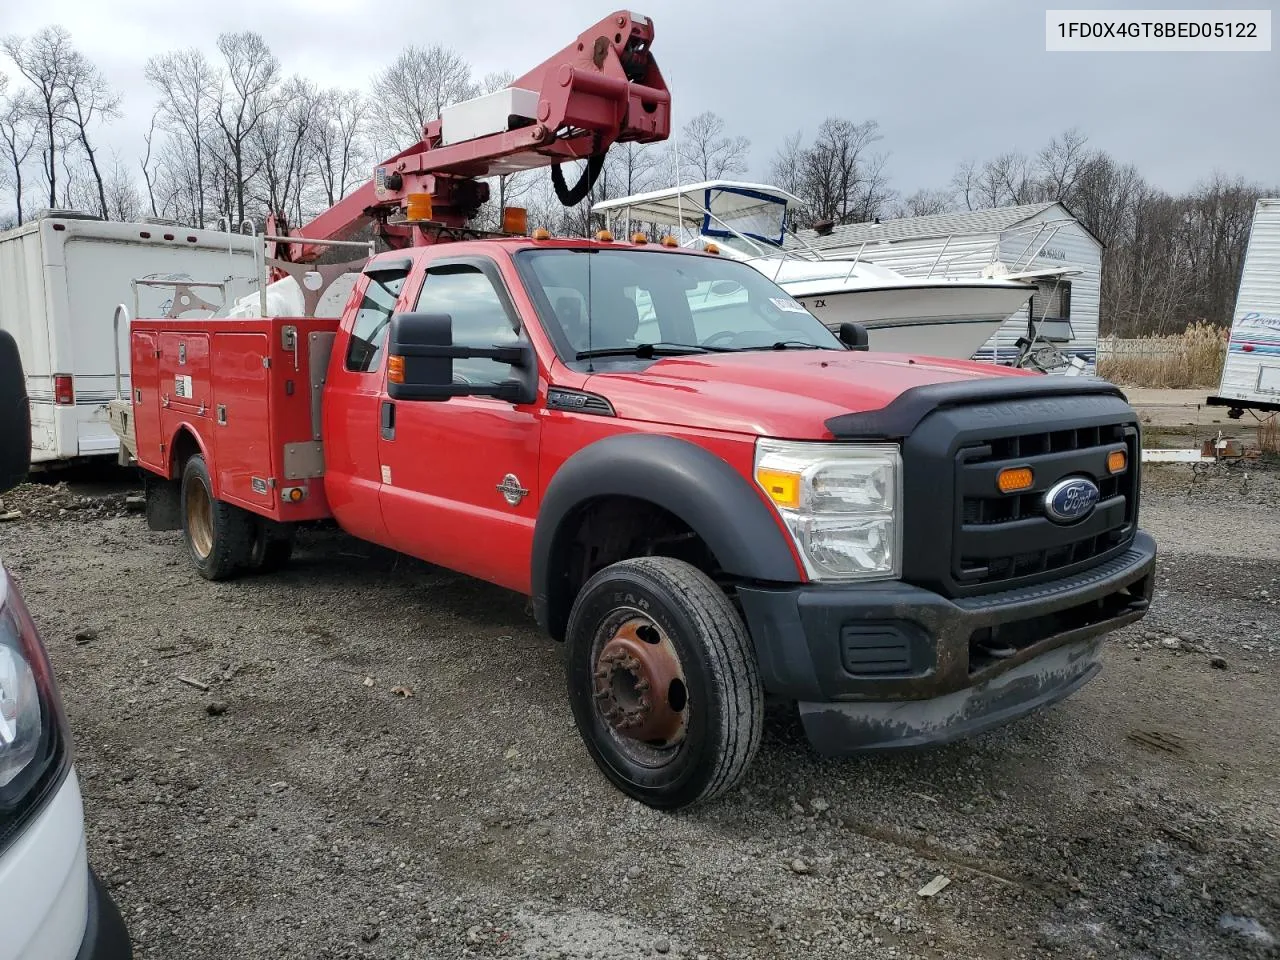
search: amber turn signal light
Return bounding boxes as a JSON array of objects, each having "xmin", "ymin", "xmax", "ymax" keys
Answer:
[
  {"xmin": 1107, "ymin": 449, "xmax": 1127, "ymax": 474},
  {"xmin": 756, "ymin": 468, "xmax": 800, "ymax": 509},
  {"xmin": 388, "ymin": 355, "xmax": 405, "ymax": 384},
  {"xmin": 997, "ymin": 466, "xmax": 1034, "ymax": 494}
]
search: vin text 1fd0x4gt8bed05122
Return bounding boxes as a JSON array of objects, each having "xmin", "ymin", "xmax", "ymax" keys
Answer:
[{"xmin": 109, "ymin": 11, "xmax": 1155, "ymax": 808}]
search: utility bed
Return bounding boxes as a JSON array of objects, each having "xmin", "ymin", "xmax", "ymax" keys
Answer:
[{"xmin": 124, "ymin": 315, "xmax": 338, "ymax": 523}]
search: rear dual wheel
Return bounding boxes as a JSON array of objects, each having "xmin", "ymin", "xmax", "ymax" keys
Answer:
[
  {"xmin": 565, "ymin": 557, "xmax": 763, "ymax": 810},
  {"xmin": 181, "ymin": 455, "xmax": 254, "ymax": 581},
  {"xmin": 180, "ymin": 455, "xmax": 294, "ymax": 579}
]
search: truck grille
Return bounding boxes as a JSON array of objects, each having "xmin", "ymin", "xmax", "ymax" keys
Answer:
[{"xmin": 954, "ymin": 423, "xmax": 1139, "ymax": 589}]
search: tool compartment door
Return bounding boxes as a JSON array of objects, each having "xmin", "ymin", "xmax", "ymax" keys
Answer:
[
  {"xmin": 130, "ymin": 330, "xmax": 163, "ymax": 473},
  {"xmin": 211, "ymin": 331, "xmax": 274, "ymax": 511},
  {"xmin": 158, "ymin": 332, "xmax": 210, "ymax": 417}
]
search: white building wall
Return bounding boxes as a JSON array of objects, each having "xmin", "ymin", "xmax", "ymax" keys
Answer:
[{"xmin": 986, "ymin": 209, "xmax": 1102, "ymax": 366}]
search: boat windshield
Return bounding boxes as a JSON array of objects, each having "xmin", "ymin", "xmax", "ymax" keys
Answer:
[
  {"xmin": 701, "ymin": 186, "xmax": 789, "ymax": 248},
  {"xmin": 514, "ymin": 248, "xmax": 843, "ymax": 361}
]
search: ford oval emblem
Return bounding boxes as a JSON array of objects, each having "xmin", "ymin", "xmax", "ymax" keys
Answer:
[{"xmin": 1043, "ymin": 477, "xmax": 1100, "ymax": 524}]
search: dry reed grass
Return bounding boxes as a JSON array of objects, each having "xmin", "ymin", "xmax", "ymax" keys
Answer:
[{"xmin": 1096, "ymin": 322, "xmax": 1227, "ymax": 388}]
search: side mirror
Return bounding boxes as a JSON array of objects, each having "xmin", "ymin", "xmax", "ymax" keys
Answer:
[
  {"xmin": 0, "ymin": 331, "xmax": 31, "ymax": 493},
  {"xmin": 838, "ymin": 322, "xmax": 870, "ymax": 351},
  {"xmin": 386, "ymin": 312, "xmax": 536, "ymax": 404}
]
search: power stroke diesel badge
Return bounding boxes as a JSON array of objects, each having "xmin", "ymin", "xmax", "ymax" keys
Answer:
[{"xmin": 496, "ymin": 474, "xmax": 529, "ymax": 507}]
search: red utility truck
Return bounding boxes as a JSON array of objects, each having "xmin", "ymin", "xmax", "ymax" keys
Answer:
[{"xmin": 112, "ymin": 13, "xmax": 1155, "ymax": 809}]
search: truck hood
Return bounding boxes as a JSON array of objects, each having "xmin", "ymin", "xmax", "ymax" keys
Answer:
[{"xmin": 583, "ymin": 350, "xmax": 1030, "ymax": 439}]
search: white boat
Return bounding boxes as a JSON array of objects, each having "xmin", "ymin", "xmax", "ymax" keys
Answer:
[{"xmin": 592, "ymin": 181, "xmax": 1046, "ymax": 359}]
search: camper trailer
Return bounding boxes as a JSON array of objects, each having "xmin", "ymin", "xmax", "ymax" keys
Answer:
[
  {"xmin": 1208, "ymin": 199, "xmax": 1280, "ymax": 417},
  {"xmin": 0, "ymin": 212, "xmax": 259, "ymax": 465}
]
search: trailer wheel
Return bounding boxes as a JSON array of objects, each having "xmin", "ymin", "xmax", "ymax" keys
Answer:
[
  {"xmin": 564, "ymin": 556, "xmax": 763, "ymax": 810},
  {"xmin": 180, "ymin": 454, "xmax": 254, "ymax": 581},
  {"xmin": 248, "ymin": 522, "xmax": 294, "ymax": 574}
]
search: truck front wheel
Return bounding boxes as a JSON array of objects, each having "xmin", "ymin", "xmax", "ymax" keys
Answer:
[
  {"xmin": 180, "ymin": 454, "xmax": 254, "ymax": 581},
  {"xmin": 565, "ymin": 557, "xmax": 763, "ymax": 809}
]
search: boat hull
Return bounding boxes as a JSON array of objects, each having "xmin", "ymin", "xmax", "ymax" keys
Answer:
[{"xmin": 786, "ymin": 284, "xmax": 1031, "ymax": 359}]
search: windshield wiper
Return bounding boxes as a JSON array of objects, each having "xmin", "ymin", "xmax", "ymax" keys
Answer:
[
  {"xmin": 739, "ymin": 340, "xmax": 841, "ymax": 352},
  {"xmin": 576, "ymin": 342, "xmax": 733, "ymax": 360}
]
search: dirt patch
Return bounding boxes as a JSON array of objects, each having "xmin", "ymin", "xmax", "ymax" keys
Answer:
[{"xmin": 0, "ymin": 469, "xmax": 1276, "ymax": 960}]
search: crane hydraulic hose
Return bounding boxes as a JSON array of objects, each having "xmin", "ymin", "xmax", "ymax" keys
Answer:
[{"xmin": 552, "ymin": 153, "xmax": 607, "ymax": 207}]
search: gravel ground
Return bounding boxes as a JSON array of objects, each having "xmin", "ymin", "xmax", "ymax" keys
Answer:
[{"xmin": 1, "ymin": 463, "xmax": 1277, "ymax": 960}]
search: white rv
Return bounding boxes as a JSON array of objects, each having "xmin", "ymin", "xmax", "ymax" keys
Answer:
[
  {"xmin": 0, "ymin": 213, "xmax": 259, "ymax": 465},
  {"xmin": 1209, "ymin": 199, "xmax": 1280, "ymax": 417}
]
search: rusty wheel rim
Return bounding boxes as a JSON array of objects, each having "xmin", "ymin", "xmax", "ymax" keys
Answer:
[
  {"xmin": 186, "ymin": 477, "xmax": 214, "ymax": 560},
  {"xmin": 591, "ymin": 612, "xmax": 689, "ymax": 764}
]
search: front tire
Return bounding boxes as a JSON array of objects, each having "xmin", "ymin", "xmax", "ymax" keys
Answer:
[
  {"xmin": 565, "ymin": 557, "xmax": 763, "ymax": 810},
  {"xmin": 180, "ymin": 454, "xmax": 254, "ymax": 581}
]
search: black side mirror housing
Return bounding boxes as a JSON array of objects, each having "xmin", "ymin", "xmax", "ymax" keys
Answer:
[
  {"xmin": 0, "ymin": 331, "xmax": 31, "ymax": 493},
  {"xmin": 839, "ymin": 322, "xmax": 870, "ymax": 351},
  {"xmin": 386, "ymin": 312, "xmax": 536, "ymax": 404}
]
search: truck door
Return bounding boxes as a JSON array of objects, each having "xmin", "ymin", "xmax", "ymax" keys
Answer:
[
  {"xmin": 320, "ymin": 267, "xmax": 411, "ymax": 547},
  {"xmin": 377, "ymin": 259, "xmax": 541, "ymax": 594},
  {"xmin": 129, "ymin": 331, "xmax": 163, "ymax": 474}
]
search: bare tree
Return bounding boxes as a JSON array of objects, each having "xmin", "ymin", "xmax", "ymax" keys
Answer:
[
  {"xmin": 214, "ymin": 31, "xmax": 279, "ymax": 225},
  {"xmin": 62, "ymin": 50, "xmax": 120, "ymax": 218},
  {"xmin": 951, "ymin": 158, "xmax": 978, "ymax": 211},
  {"xmin": 894, "ymin": 188, "xmax": 956, "ymax": 218},
  {"xmin": 0, "ymin": 85, "xmax": 41, "ymax": 224},
  {"xmin": 792, "ymin": 117, "xmax": 893, "ymax": 225},
  {"xmin": 145, "ymin": 49, "xmax": 217, "ymax": 226},
  {"xmin": 767, "ymin": 131, "xmax": 806, "ymax": 200},
  {"xmin": 310, "ymin": 88, "xmax": 368, "ymax": 207},
  {"xmin": 1037, "ymin": 128, "xmax": 1092, "ymax": 206},
  {"xmin": 2, "ymin": 27, "xmax": 75, "ymax": 208},
  {"xmin": 676, "ymin": 111, "xmax": 749, "ymax": 181},
  {"xmin": 139, "ymin": 110, "xmax": 159, "ymax": 217},
  {"xmin": 370, "ymin": 44, "xmax": 476, "ymax": 152},
  {"xmin": 252, "ymin": 76, "xmax": 322, "ymax": 226}
]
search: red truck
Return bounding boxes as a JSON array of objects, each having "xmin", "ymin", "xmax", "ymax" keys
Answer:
[{"xmin": 111, "ymin": 13, "xmax": 1156, "ymax": 809}]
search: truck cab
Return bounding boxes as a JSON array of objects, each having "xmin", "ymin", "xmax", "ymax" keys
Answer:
[{"xmin": 121, "ymin": 234, "xmax": 1154, "ymax": 809}]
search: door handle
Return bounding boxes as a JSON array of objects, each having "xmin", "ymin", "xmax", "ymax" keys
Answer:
[{"xmin": 380, "ymin": 400, "xmax": 395, "ymax": 440}]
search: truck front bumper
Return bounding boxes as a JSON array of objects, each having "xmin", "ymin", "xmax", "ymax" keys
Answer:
[{"xmin": 737, "ymin": 531, "xmax": 1156, "ymax": 754}]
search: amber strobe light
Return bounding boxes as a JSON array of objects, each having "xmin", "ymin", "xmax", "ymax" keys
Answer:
[
  {"xmin": 388, "ymin": 355, "xmax": 405, "ymax": 384},
  {"xmin": 1107, "ymin": 449, "xmax": 1127, "ymax": 474},
  {"xmin": 502, "ymin": 207, "xmax": 528, "ymax": 235},
  {"xmin": 405, "ymin": 193, "xmax": 432, "ymax": 221},
  {"xmin": 997, "ymin": 466, "xmax": 1034, "ymax": 494}
]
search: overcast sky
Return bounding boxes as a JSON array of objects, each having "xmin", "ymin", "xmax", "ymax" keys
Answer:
[{"xmin": 1, "ymin": 0, "xmax": 1276, "ymax": 201}]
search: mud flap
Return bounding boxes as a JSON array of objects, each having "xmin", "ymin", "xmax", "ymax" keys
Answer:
[
  {"xmin": 798, "ymin": 637, "xmax": 1104, "ymax": 754},
  {"xmin": 144, "ymin": 476, "xmax": 182, "ymax": 531}
]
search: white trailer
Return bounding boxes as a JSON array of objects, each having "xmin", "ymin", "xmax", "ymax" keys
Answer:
[
  {"xmin": 0, "ymin": 213, "xmax": 259, "ymax": 465},
  {"xmin": 1208, "ymin": 199, "xmax": 1280, "ymax": 417}
]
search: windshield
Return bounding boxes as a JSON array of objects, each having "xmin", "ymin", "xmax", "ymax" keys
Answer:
[{"xmin": 515, "ymin": 248, "xmax": 842, "ymax": 361}]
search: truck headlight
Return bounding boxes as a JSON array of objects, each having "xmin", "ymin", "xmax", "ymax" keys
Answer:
[{"xmin": 754, "ymin": 439, "xmax": 902, "ymax": 581}]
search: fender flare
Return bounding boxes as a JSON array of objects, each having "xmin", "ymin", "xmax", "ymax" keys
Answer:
[
  {"xmin": 531, "ymin": 433, "xmax": 802, "ymax": 640},
  {"xmin": 166, "ymin": 422, "xmax": 211, "ymax": 481}
]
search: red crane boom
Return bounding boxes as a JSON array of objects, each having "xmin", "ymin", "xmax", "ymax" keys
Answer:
[{"xmin": 269, "ymin": 11, "xmax": 670, "ymax": 263}]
